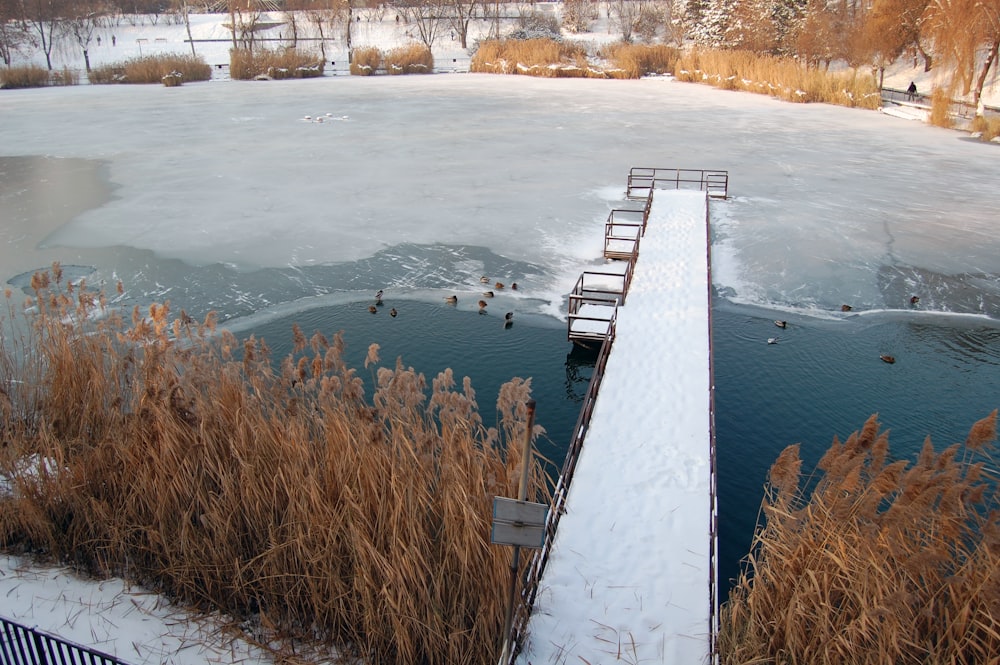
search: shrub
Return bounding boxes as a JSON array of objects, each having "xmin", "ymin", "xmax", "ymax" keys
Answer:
[
  {"xmin": 229, "ymin": 47, "xmax": 324, "ymax": 81},
  {"xmin": 161, "ymin": 70, "xmax": 182, "ymax": 86},
  {"xmin": 385, "ymin": 44, "xmax": 433, "ymax": 75},
  {"xmin": 971, "ymin": 114, "xmax": 1000, "ymax": 141},
  {"xmin": 600, "ymin": 42, "xmax": 679, "ymax": 79},
  {"xmin": 0, "ymin": 65, "xmax": 51, "ymax": 89},
  {"xmin": 470, "ymin": 38, "xmax": 600, "ymax": 78},
  {"xmin": 49, "ymin": 67, "xmax": 79, "ymax": 86},
  {"xmin": 930, "ymin": 88, "xmax": 954, "ymax": 128},
  {"xmin": 0, "ymin": 266, "xmax": 550, "ymax": 665},
  {"xmin": 720, "ymin": 413, "xmax": 1000, "ymax": 664},
  {"xmin": 89, "ymin": 54, "xmax": 211, "ymax": 84},
  {"xmin": 674, "ymin": 49, "xmax": 881, "ymax": 109},
  {"xmin": 350, "ymin": 46, "xmax": 382, "ymax": 76}
]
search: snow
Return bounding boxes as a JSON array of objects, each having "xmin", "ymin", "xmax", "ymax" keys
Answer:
[{"xmin": 517, "ymin": 190, "xmax": 713, "ymax": 665}]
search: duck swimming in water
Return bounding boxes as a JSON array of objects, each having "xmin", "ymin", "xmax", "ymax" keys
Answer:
[
  {"xmin": 880, "ymin": 354, "xmax": 896, "ymax": 364},
  {"xmin": 444, "ymin": 295, "xmax": 458, "ymax": 304},
  {"xmin": 910, "ymin": 295, "xmax": 920, "ymax": 305},
  {"xmin": 767, "ymin": 337, "xmax": 779, "ymax": 344},
  {"xmin": 494, "ymin": 282, "xmax": 504, "ymax": 290},
  {"xmin": 482, "ymin": 290, "xmax": 494, "ymax": 298},
  {"xmin": 774, "ymin": 320, "xmax": 787, "ymax": 329},
  {"xmin": 478, "ymin": 300, "xmax": 488, "ymax": 312},
  {"xmin": 368, "ymin": 305, "xmax": 377, "ymax": 314},
  {"xmin": 480, "ymin": 276, "xmax": 490, "ymax": 284},
  {"xmin": 375, "ymin": 289, "xmax": 384, "ymax": 304},
  {"xmin": 841, "ymin": 304, "xmax": 853, "ymax": 312},
  {"xmin": 390, "ymin": 308, "xmax": 397, "ymax": 317},
  {"xmin": 504, "ymin": 312, "xmax": 514, "ymax": 328}
]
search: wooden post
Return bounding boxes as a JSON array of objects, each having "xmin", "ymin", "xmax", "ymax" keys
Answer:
[{"xmin": 498, "ymin": 399, "xmax": 536, "ymax": 665}]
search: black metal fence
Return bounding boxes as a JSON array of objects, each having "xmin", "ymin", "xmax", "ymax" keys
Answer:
[{"xmin": 1, "ymin": 616, "xmax": 128, "ymax": 665}]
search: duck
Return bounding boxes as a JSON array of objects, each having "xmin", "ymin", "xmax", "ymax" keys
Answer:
[
  {"xmin": 389, "ymin": 307, "xmax": 397, "ymax": 317},
  {"xmin": 494, "ymin": 282, "xmax": 504, "ymax": 290},
  {"xmin": 482, "ymin": 290, "xmax": 494, "ymax": 298},
  {"xmin": 504, "ymin": 311, "xmax": 514, "ymax": 328},
  {"xmin": 880, "ymin": 354, "xmax": 896, "ymax": 364},
  {"xmin": 480, "ymin": 276, "xmax": 490, "ymax": 283},
  {"xmin": 774, "ymin": 320, "xmax": 787, "ymax": 329},
  {"xmin": 375, "ymin": 289, "xmax": 384, "ymax": 304},
  {"xmin": 444, "ymin": 295, "xmax": 458, "ymax": 304},
  {"xmin": 841, "ymin": 304, "xmax": 853, "ymax": 312},
  {"xmin": 368, "ymin": 305, "xmax": 377, "ymax": 314},
  {"xmin": 767, "ymin": 337, "xmax": 779, "ymax": 345},
  {"xmin": 910, "ymin": 295, "xmax": 920, "ymax": 305},
  {"xmin": 478, "ymin": 300, "xmax": 488, "ymax": 310},
  {"xmin": 511, "ymin": 282, "xmax": 518, "ymax": 290}
]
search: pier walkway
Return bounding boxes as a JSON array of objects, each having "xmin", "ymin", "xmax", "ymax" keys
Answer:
[{"xmin": 513, "ymin": 184, "xmax": 717, "ymax": 664}]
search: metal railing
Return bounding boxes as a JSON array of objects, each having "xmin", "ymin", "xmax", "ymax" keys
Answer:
[
  {"xmin": 505, "ymin": 311, "xmax": 618, "ymax": 664},
  {"xmin": 1, "ymin": 616, "xmax": 128, "ymax": 665},
  {"xmin": 603, "ymin": 208, "xmax": 644, "ymax": 260},
  {"xmin": 627, "ymin": 167, "xmax": 729, "ymax": 200}
]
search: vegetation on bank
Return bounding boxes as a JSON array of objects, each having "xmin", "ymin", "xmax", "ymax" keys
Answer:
[
  {"xmin": 720, "ymin": 412, "xmax": 1000, "ymax": 664},
  {"xmin": 89, "ymin": 54, "xmax": 211, "ymax": 84},
  {"xmin": 229, "ymin": 47, "xmax": 323, "ymax": 80},
  {"xmin": 0, "ymin": 266, "xmax": 549, "ymax": 665},
  {"xmin": 0, "ymin": 64, "xmax": 77, "ymax": 88}
]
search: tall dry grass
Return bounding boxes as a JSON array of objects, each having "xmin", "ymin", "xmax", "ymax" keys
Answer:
[
  {"xmin": 720, "ymin": 412, "xmax": 1000, "ymax": 664},
  {"xmin": 89, "ymin": 54, "xmax": 211, "ymax": 84},
  {"xmin": 350, "ymin": 47, "xmax": 382, "ymax": 76},
  {"xmin": 675, "ymin": 49, "xmax": 881, "ymax": 109},
  {"xmin": 230, "ymin": 48, "xmax": 324, "ymax": 80},
  {"xmin": 470, "ymin": 38, "xmax": 602, "ymax": 78},
  {"xmin": 385, "ymin": 44, "xmax": 434, "ymax": 75},
  {"xmin": 0, "ymin": 65, "xmax": 56, "ymax": 89},
  {"xmin": 0, "ymin": 265, "xmax": 550, "ymax": 665},
  {"xmin": 599, "ymin": 43, "xmax": 679, "ymax": 79},
  {"xmin": 930, "ymin": 88, "xmax": 955, "ymax": 129},
  {"xmin": 971, "ymin": 115, "xmax": 1000, "ymax": 141}
]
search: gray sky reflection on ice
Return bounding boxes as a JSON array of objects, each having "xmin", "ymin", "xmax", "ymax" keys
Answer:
[{"xmin": 2, "ymin": 75, "xmax": 999, "ymax": 322}]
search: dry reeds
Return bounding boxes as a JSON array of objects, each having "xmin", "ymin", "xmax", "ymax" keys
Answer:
[
  {"xmin": 0, "ymin": 65, "xmax": 54, "ymax": 89},
  {"xmin": 470, "ymin": 38, "xmax": 603, "ymax": 78},
  {"xmin": 350, "ymin": 47, "xmax": 382, "ymax": 76},
  {"xmin": 674, "ymin": 49, "xmax": 881, "ymax": 109},
  {"xmin": 229, "ymin": 48, "xmax": 324, "ymax": 81},
  {"xmin": 930, "ymin": 88, "xmax": 956, "ymax": 128},
  {"xmin": 720, "ymin": 412, "xmax": 1000, "ymax": 664},
  {"xmin": 599, "ymin": 43, "xmax": 679, "ymax": 79},
  {"xmin": 89, "ymin": 55, "xmax": 211, "ymax": 84},
  {"xmin": 384, "ymin": 44, "xmax": 433, "ymax": 75},
  {"xmin": 0, "ymin": 266, "xmax": 549, "ymax": 665},
  {"xmin": 971, "ymin": 115, "xmax": 1000, "ymax": 141}
]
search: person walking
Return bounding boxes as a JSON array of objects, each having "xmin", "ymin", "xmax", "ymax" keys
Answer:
[{"xmin": 906, "ymin": 81, "xmax": 917, "ymax": 101}]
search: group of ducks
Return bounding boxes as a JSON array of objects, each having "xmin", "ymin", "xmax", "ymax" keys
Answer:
[
  {"xmin": 366, "ymin": 281, "xmax": 516, "ymax": 328},
  {"xmin": 767, "ymin": 295, "xmax": 921, "ymax": 365}
]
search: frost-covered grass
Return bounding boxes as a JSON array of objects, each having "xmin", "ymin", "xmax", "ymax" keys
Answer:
[
  {"xmin": 350, "ymin": 46, "xmax": 382, "ymax": 75},
  {"xmin": 675, "ymin": 49, "xmax": 881, "ymax": 109},
  {"xmin": 385, "ymin": 44, "xmax": 434, "ymax": 75},
  {"xmin": 229, "ymin": 47, "xmax": 324, "ymax": 80},
  {"xmin": 89, "ymin": 54, "xmax": 211, "ymax": 84}
]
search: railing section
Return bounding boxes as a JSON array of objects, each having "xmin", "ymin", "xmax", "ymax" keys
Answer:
[
  {"xmin": 1, "ymin": 616, "xmax": 128, "ymax": 665},
  {"xmin": 603, "ymin": 208, "xmax": 644, "ymax": 261},
  {"xmin": 627, "ymin": 167, "xmax": 729, "ymax": 200}
]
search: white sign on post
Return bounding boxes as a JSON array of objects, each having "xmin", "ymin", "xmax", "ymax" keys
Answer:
[{"xmin": 491, "ymin": 496, "xmax": 548, "ymax": 549}]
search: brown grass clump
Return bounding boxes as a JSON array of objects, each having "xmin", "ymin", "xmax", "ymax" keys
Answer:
[
  {"xmin": 89, "ymin": 55, "xmax": 211, "ymax": 84},
  {"xmin": 0, "ymin": 65, "xmax": 53, "ymax": 89},
  {"xmin": 599, "ymin": 43, "xmax": 679, "ymax": 79},
  {"xmin": 971, "ymin": 115, "xmax": 1000, "ymax": 141},
  {"xmin": 0, "ymin": 265, "xmax": 550, "ymax": 665},
  {"xmin": 229, "ymin": 47, "xmax": 324, "ymax": 80},
  {"xmin": 470, "ymin": 38, "xmax": 602, "ymax": 78},
  {"xmin": 385, "ymin": 44, "xmax": 434, "ymax": 75},
  {"xmin": 930, "ymin": 88, "xmax": 956, "ymax": 129},
  {"xmin": 720, "ymin": 412, "xmax": 1000, "ymax": 664},
  {"xmin": 350, "ymin": 46, "xmax": 383, "ymax": 76},
  {"xmin": 675, "ymin": 48, "xmax": 881, "ymax": 109}
]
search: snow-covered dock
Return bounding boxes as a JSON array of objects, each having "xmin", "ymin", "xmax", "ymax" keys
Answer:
[{"xmin": 516, "ymin": 189, "xmax": 717, "ymax": 665}]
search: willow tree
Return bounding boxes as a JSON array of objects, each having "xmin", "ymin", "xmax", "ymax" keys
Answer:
[{"xmin": 924, "ymin": 0, "xmax": 1000, "ymax": 114}]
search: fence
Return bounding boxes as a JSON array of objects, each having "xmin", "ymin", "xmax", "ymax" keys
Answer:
[{"xmin": 1, "ymin": 616, "xmax": 128, "ymax": 665}]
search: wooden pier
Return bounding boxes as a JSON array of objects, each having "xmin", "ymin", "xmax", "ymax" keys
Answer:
[{"xmin": 504, "ymin": 167, "xmax": 726, "ymax": 665}]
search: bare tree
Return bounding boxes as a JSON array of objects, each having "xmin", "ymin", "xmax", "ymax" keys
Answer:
[
  {"xmin": 65, "ymin": 0, "xmax": 107, "ymax": 71},
  {"xmin": 19, "ymin": 0, "xmax": 64, "ymax": 69},
  {"xmin": 608, "ymin": 0, "xmax": 651, "ymax": 43},
  {"xmin": 561, "ymin": 0, "xmax": 593, "ymax": 33},
  {"xmin": 173, "ymin": 0, "xmax": 197, "ymax": 56},
  {"xmin": 925, "ymin": 0, "xmax": 1000, "ymax": 113},
  {"xmin": 444, "ymin": 0, "xmax": 479, "ymax": 49},
  {"xmin": 0, "ymin": 0, "xmax": 32, "ymax": 65},
  {"xmin": 407, "ymin": 0, "xmax": 444, "ymax": 48}
]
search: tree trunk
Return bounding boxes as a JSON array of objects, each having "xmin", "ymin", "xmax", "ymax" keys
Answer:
[
  {"xmin": 183, "ymin": 4, "xmax": 196, "ymax": 57},
  {"xmin": 83, "ymin": 48, "xmax": 90, "ymax": 72},
  {"xmin": 973, "ymin": 38, "xmax": 999, "ymax": 116}
]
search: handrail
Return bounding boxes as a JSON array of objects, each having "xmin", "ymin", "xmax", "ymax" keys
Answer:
[
  {"xmin": 0, "ymin": 615, "xmax": 128, "ymax": 665},
  {"xmin": 507, "ymin": 310, "xmax": 618, "ymax": 664},
  {"xmin": 627, "ymin": 167, "xmax": 729, "ymax": 200}
]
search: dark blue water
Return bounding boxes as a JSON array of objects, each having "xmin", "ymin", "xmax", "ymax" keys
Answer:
[
  {"xmin": 243, "ymin": 298, "xmax": 595, "ymax": 481},
  {"xmin": 236, "ymin": 291, "xmax": 1000, "ymax": 606},
  {"xmin": 712, "ymin": 298, "xmax": 1000, "ymax": 595}
]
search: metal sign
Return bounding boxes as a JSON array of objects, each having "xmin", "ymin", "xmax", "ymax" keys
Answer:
[{"xmin": 491, "ymin": 496, "xmax": 548, "ymax": 549}]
